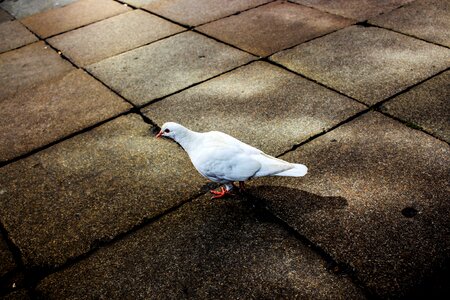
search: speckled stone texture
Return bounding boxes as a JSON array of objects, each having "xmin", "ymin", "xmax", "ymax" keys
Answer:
[
  {"xmin": 36, "ymin": 195, "xmax": 365, "ymax": 299},
  {"xmin": 0, "ymin": 114, "xmax": 208, "ymax": 268},
  {"xmin": 381, "ymin": 71, "xmax": 450, "ymax": 142},
  {"xmin": 0, "ymin": 20, "xmax": 38, "ymax": 53},
  {"xmin": 0, "ymin": 232, "xmax": 16, "ymax": 278},
  {"xmin": 2, "ymin": 289, "xmax": 30, "ymax": 300},
  {"xmin": 0, "ymin": 0, "xmax": 77, "ymax": 19},
  {"xmin": 249, "ymin": 112, "xmax": 450, "ymax": 297},
  {"xmin": 0, "ymin": 41, "xmax": 73, "ymax": 102},
  {"xmin": 271, "ymin": 26, "xmax": 450, "ymax": 105},
  {"xmin": 0, "ymin": 8, "xmax": 13, "ymax": 23},
  {"xmin": 48, "ymin": 10, "xmax": 184, "ymax": 66},
  {"xmin": 370, "ymin": 0, "xmax": 450, "ymax": 48},
  {"xmin": 142, "ymin": 0, "xmax": 272, "ymax": 26},
  {"xmin": 0, "ymin": 69, "xmax": 132, "ymax": 162},
  {"xmin": 143, "ymin": 61, "xmax": 365, "ymax": 156},
  {"xmin": 87, "ymin": 31, "xmax": 254, "ymax": 107},
  {"xmin": 20, "ymin": 0, "xmax": 130, "ymax": 38},
  {"xmin": 291, "ymin": 0, "xmax": 414, "ymax": 21},
  {"xmin": 198, "ymin": 1, "xmax": 353, "ymax": 57}
]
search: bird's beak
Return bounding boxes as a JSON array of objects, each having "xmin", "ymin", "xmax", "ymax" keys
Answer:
[{"xmin": 156, "ymin": 130, "xmax": 163, "ymax": 138}]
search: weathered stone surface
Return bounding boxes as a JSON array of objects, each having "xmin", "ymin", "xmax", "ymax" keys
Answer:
[
  {"xmin": 198, "ymin": 1, "xmax": 353, "ymax": 57},
  {"xmin": 87, "ymin": 31, "xmax": 254, "ymax": 107},
  {"xmin": 20, "ymin": 0, "xmax": 130, "ymax": 38},
  {"xmin": 143, "ymin": 0, "xmax": 272, "ymax": 26},
  {"xmin": 48, "ymin": 10, "xmax": 184, "ymax": 66},
  {"xmin": 2, "ymin": 289, "xmax": 30, "ymax": 300},
  {"xmin": 381, "ymin": 70, "xmax": 450, "ymax": 142},
  {"xmin": 0, "ymin": 69, "xmax": 132, "ymax": 162},
  {"xmin": 370, "ymin": 0, "xmax": 450, "ymax": 48},
  {"xmin": 250, "ymin": 112, "xmax": 450, "ymax": 297},
  {"xmin": 291, "ymin": 0, "xmax": 413, "ymax": 21},
  {"xmin": 36, "ymin": 195, "xmax": 365, "ymax": 299},
  {"xmin": 0, "ymin": 232, "xmax": 16, "ymax": 278},
  {"xmin": 0, "ymin": 7, "xmax": 13, "ymax": 23},
  {"xmin": 271, "ymin": 26, "xmax": 450, "ymax": 105},
  {"xmin": 143, "ymin": 61, "xmax": 365, "ymax": 156},
  {"xmin": 0, "ymin": 20, "xmax": 38, "ymax": 53},
  {"xmin": 0, "ymin": 0, "xmax": 77, "ymax": 19},
  {"xmin": 0, "ymin": 41, "xmax": 73, "ymax": 102},
  {"xmin": 0, "ymin": 114, "xmax": 207, "ymax": 268}
]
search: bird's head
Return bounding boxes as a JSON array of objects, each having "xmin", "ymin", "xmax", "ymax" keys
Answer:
[{"xmin": 155, "ymin": 122, "xmax": 187, "ymax": 140}]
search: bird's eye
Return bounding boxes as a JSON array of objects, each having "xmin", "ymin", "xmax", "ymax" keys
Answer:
[{"xmin": 164, "ymin": 128, "xmax": 170, "ymax": 133}]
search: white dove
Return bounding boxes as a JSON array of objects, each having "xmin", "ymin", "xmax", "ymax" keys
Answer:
[{"xmin": 156, "ymin": 122, "xmax": 307, "ymax": 199}]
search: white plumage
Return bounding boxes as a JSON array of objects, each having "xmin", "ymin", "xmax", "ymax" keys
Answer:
[{"xmin": 156, "ymin": 122, "xmax": 307, "ymax": 198}]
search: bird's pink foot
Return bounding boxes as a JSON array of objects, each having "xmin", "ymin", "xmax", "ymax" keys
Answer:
[{"xmin": 210, "ymin": 187, "xmax": 234, "ymax": 199}]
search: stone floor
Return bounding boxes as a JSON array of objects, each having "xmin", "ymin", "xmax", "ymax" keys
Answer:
[{"xmin": 0, "ymin": 0, "xmax": 449, "ymax": 299}]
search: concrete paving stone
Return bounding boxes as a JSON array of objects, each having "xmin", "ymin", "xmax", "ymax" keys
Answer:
[
  {"xmin": 198, "ymin": 1, "xmax": 353, "ymax": 57},
  {"xmin": 0, "ymin": 69, "xmax": 132, "ymax": 162},
  {"xmin": 0, "ymin": 0, "xmax": 77, "ymax": 19},
  {"xmin": 381, "ymin": 70, "xmax": 450, "ymax": 143},
  {"xmin": 0, "ymin": 20, "xmax": 38, "ymax": 53},
  {"xmin": 0, "ymin": 232, "xmax": 16, "ymax": 278},
  {"xmin": 2, "ymin": 289, "xmax": 30, "ymax": 300},
  {"xmin": 0, "ymin": 114, "xmax": 207, "ymax": 268},
  {"xmin": 143, "ymin": 61, "xmax": 365, "ymax": 156},
  {"xmin": 20, "ymin": 0, "xmax": 130, "ymax": 38},
  {"xmin": 0, "ymin": 7, "xmax": 13, "ymax": 23},
  {"xmin": 36, "ymin": 195, "xmax": 366, "ymax": 299},
  {"xmin": 142, "ymin": 0, "xmax": 272, "ymax": 26},
  {"xmin": 0, "ymin": 41, "xmax": 73, "ymax": 102},
  {"xmin": 370, "ymin": 0, "xmax": 450, "ymax": 48},
  {"xmin": 87, "ymin": 31, "xmax": 255, "ymax": 107},
  {"xmin": 249, "ymin": 111, "xmax": 450, "ymax": 297},
  {"xmin": 47, "ymin": 10, "xmax": 184, "ymax": 66},
  {"xmin": 271, "ymin": 26, "xmax": 450, "ymax": 105},
  {"xmin": 291, "ymin": 0, "xmax": 414, "ymax": 21}
]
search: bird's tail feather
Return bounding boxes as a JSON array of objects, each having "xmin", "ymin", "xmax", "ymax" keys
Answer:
[{"xmin": 275, "ymin": 164, "xmax": 307, "ymax": 177}]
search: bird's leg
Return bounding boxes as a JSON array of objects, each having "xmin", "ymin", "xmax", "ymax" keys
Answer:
[
  {"xmin": 210, "ymin": 183, "xmax": 234, "ymax": 199},
  {"xmin": 239, "ymin": 181, "xmax": 246, "ymax": 192}
]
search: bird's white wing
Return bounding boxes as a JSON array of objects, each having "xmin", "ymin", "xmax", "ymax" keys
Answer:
[
  {"xmin": 252, "ymin": 153, "xmax": 295, "ymax": 177},
  {"xmin": 206, "ymin": 131, "xmax": 263, "ymax": 155}
]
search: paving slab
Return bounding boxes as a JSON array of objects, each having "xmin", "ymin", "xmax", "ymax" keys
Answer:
[
  {"xmin": 0, "ymin": 232, "xmax": 16, "ymax": 278},
  {"xmin": 271, "ymin": 26, "xmax": 450, "ymax": 105},
  {"xmin": 0, "ymin": 114, "xmax": 208, "ymax": 268},
  {"xmin": 0, "ymin": 7, "xmax": 13, "ymax": 23},
  {"xmin": 0, "ymin": 69, "xmax": 132, "ymax": 162},
  {"xmin": 47, "ymin": 10, "xmax": 184, "ymax": 67},
  {"xmin": 0, "ymin": 0, "xmax": 77, "ymax": 19},
  {"xmin": 0, "ymin": 41, "xmax": 73, "ymax": 102},
  {"xmin": 87, "ymin": 31, "xmax": 255, "ymax": 107},
  {"xmin": 142, "ymin": 0, "xmax": 272, "ymax": 26},
  {"xmin": 143, "ymin": 61, "xmax": 365, "ymax": 156},
  {"xmin": 20, "ymin": 0, "xmax": 130, "ymax": 38},
  {"xmin": 381, "ymin": 70, "xmax": 450, "ymax": 143},
  {"xmin": 370, "ymin": 0, "xmax": 450, "ymax": 48},
  {"xmin": 249, "ymin": 112, "xmax": 450, "ymax": 297},
  {"xmin": 197, "ymin": 1, "xmax": 352, "ymax": 57},
  {"xmin": 0, "ymin": 20, "xmax": 38, "ymax": 53},
  {"xmin": 291, "ymin": 0, "xmax": 414, "ymax": 21},
  {"xmin": 36, "ymin": 194, "xmax": 365, "ymax": 299},
  {"xmin": 2, "ymin": 289, "xmax": 30, "ymax": 300}
]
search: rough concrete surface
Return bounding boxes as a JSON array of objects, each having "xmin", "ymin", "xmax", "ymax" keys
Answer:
[
  {"xmin": 381, "ymin": 70, "xmax": 450, "ymax": 142},
  {"xmin": 47, "ymin": 9, "xmax": 184, "ymax": 66},
  {"xmin": 36, "ymin": 195, "xmax": 365, "ymax": 299},
  {"xmin": 143, "ymin": 61, "xmax": 365, "ymax": 156},
  {"xmin": 0, "ymin": 0, "xmax": 77, "ymax": 19},
  {"xmin": 0, "ymin": 20, "xmax": 38, "ymax": 53},
  {"xmin": 0, "ymin": 69, "xmax": 132, "ymax": 162},
  {"xmin": 271, "ymin": 26, "xmax": 450, "ymax": 105},
  {"xmin": 0, "ymin": 8, "xmax": 13, "ymax": 23},
  {"xmin": 0, "ymin": 114, "xmax": 207, "ymax": 268},
  {"xmin": 20, "ymin": 0, "xmax": 130, "ymax": 38},
  {"xmin": 87, "ymin": 31, "xmax": 255, "ymax": 106},
  {"xmin": 0, "ymin": 232, "xmax": 16, "ymax": 278},
  {"xmin": 370, "ymin": 0, "xmax": 450, "ymax": 48},
  {"xmin": 250, "ymin": 112, "xmax": 450, "ymax": 297}
]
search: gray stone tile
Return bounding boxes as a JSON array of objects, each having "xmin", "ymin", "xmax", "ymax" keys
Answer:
[
  {"xmin": 87, "ymin": 31, "xmax": 255, "ymax": 107},
  {"xmin": 36, "ymin": 195, "xmax": 365, "ymax": 299},
  {"xmin": 143, "ymin": 61, "xmax": 365, "ymax": 156},
  {"xmin": 0, "ymin": 7, "xmax": 13, "ymax": 23},
  {"xmin": 370, "ymin": 0, "xmax": 450, "ymax": 48},
  {"xmin": 197, "ymin": 1, "xmax": 353, "ymax": 57},
  {"xmin": 271, "ymin": 26, "xmax": 450, "ymax": 105},
  {"xmin": 0, "ymin": 114, "xmax": 208, "ymax": 268},
  {"xmin": 48, "ymin": 10, "xmax": 184, "ymax": 66},
  {"xmin": 0, "ymin": 41, "xmax": 73, "ymax": 102},
  {"xmin": 0, "ymin": 20, "xmax": 38, "ymax": 53},
  {"xmin": 0, "ymin": 232, "xmax": 16, "ymax": 278},
  {"xmin": 143, "ymin": 0, "xmax": 272, "ymax": 26},
  {"xmin": 250, "ymin": 112, "xmax": 450, "ymax": 297},
  {"xmin": 0, "ymin": 0, "xmax": 77, "ymax": 19},
  {"xmin": 0, "ymin": 69, "xmax": 132, "ymax": 162},
  {"xmin": 381, "ymin": 70, "xmax": 450, "ymax": 142},
  {"xmin": 20, "ymin": 0, "xmax": 130, "ymax": 38},
  {"xmin": 291, "ymin": 0, "xmax": 414, "ymax": 21}
]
